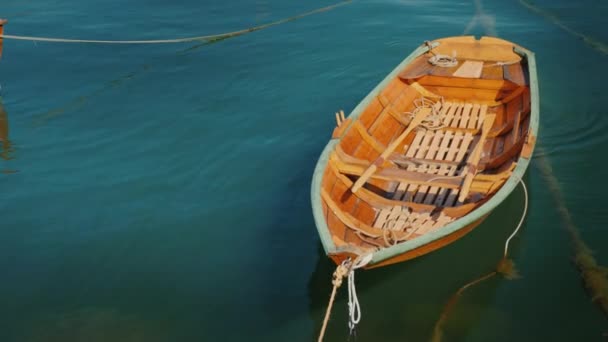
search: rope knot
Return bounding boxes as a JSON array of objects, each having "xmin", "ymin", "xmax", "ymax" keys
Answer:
[{"xmin": 332, "ymin": 259, "xmax": 352, "ymax": 288}]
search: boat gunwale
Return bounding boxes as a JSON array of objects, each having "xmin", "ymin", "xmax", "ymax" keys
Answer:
[{"xmin": 311, "ymin": 38, "xmax": 539, "ymax": 266}]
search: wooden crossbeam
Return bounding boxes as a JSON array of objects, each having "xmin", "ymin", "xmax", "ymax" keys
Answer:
[{"xmin": 332, "ymin": 155, "xmax": 463, "ymax": 189}]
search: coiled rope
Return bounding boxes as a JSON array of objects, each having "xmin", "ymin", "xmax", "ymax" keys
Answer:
[
  {"xmin": 425, "ymin": 41, "xmax": 458, "ymax": 68},
  {"xmin": 317, "ymin": 253, "xmax": 373, "ymax": 342},
  {"xmin": 431, "ymin": 178, "xmax": 528, "ymax": 342},
  {"xmin": 0, "ymin": 0, "xmax": 352, "ymax": 45}
]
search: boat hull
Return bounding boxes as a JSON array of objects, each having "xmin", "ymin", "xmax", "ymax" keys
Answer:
[{"xmin": 311, "ymin": 36, "xmax": 538, "ymax": 268}]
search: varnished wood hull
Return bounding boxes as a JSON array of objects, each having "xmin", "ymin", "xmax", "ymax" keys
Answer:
[{"xmin": 311, "ymin": 36, "xmax": 538, "ymax": 269}]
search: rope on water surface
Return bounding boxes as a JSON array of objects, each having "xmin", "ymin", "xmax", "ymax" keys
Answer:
[
  {"xmin": 535, "ymin": 150, "xmax": 608, "ymax": 318},
  {"xmin": 517, "ymin": 0, "xmax": 608, "ymax": 56},
  {"xmin": 317, "ymin": 253, "xmax": 372, "ymax": 342},
  {"xmin": 0, "ymin": 0, "xmax": 352, "ymax": 45},
  {"xmin": 431, "ymin": 179, "xmax": 529, "ymax": 342}
]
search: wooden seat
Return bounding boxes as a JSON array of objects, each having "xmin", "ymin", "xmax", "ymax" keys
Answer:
[{"xmin": 452, "ymin": 61, "xmax": 484, "ymax": 78}]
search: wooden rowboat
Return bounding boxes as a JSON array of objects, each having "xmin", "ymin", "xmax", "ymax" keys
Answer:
[{"xmin": 311, "ymin": 36, "xmax": 538, "ymax": 269}]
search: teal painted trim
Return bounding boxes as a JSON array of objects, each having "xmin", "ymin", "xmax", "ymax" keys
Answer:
[
  {"xmin": 311, "ymin": 140, "xmax": 339, "ymax": 254},
  {"xmin": 371, "ymin": 46, "xmax": 539, "ymax": 265},
  {"xmin": 310, "ymin": 42, "xmax": 435, "ymax": 255}
]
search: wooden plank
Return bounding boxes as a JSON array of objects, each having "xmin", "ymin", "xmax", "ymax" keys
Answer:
[
  {"xmin": 327, "ymin": 157, "xmax": 437, "ymax": 213},
  {"xmin": 402, "ymin": 130, "xmax": 435, "ymax": 201},
  {"xmin": 503, "ymin": 63, "xmax": 527, "ymax": 86},
  {"xmin": 333, "ymin": 155, "xmax": 463, "ymax": 189},
  {"xmin": 437, "ymin": 101, "xmax": 451, "ymax": 117},
  {"xmin": 422, "ymin": 85, "xmax": 506, "ymax": 105},
  {"xmin": 417, "ymin": 75, "xmax": 517, "ymax": 91},
  {"xmin": 322, "ymin": 187, "xmax": 424, "ymax": 244},
  {"xmin": 374, "ymin": 208, "xmax": 392, "ymax": 229},
  {"xmin": 457, "ymin": 114, "xmax": 497, "ymax": 203},
  {"xmin": 423, "ymin": 130, "xmax": 454, "ymax": 204},
  {"xmin": 446, "ymin": 102, "xmax": 462, "ymax": 127},
  {"xmin": 468, "ymin": 104, "xmax": 480, "ymax": 129},
  {"xmin": 377, "ymin": 94, "xmax": 390, "ymax": 107},
  {"xmin": 483, "ymin": 137, "xmax": 525, "ymax": 170},
  {"xmin": 393, "ymin": 130, "xmax": 426, "ymax": 200},
  {"xmin": 334, "ymin": 145, "xmax": 368, "ymax": 166},
  {"xmin": 434, "ymin": 132, "xmax": 463, "ymax": 206},
  {"xmin": 385, "ymin": 206, "xmax": 402, "ymax": 230},
  {"xmin": 321, "ymin": 188, "xmax": 381, "ymax": 238},
  {"xmin": 418, "ymin": 213, "xmax": 454, "ymax": 236},
  {"xmin": 441, "ymin": 102, "xmax": 457, "ymax": 127},
  {"xmin": 413, "ymin": 131, "xmax": 444, "ymax": 203},
  {"xmin": 439, "ymin": 126, "xmax": 479, "ymax": 135},
  {"xmin": 392, "ymin": 208, "xmax": 409, "ymax": 231},
  {"xmin": 443, "ymin": 132, "xmax": 475, "ymax": 206},
  {"xmin": 353, "ymin": 120, "xmax": 386, "ymax": 154},
  {"xmin": 452, "ymin": 61, "xmax": 484, "ymax": 78},
  {"xmin": 451, "ymin": 102, "xmax": 465, "ymax": 127},
  {"xmin": 477, "ymin": 104, "xmax": 487, "ymax": 129},
  {"xmin": 399, "ymin": 55, "xmax": 436, "ymax": 79},
  {"xmin": 521, "ymin": 134, "xmax": 536, "ymax": 159},
  {"xmin": 481, "ymin": 64, "xmax": 505, "ymax": 80},
  {"xmin": 408, "ymin": 212, "xmax": 433, "ymax": 237},
  {"xmin": 459, "ymin": 103, "xmax": 473, "ymax": 129},
  {"xmin": 499, "ymin": 86, "xmax": 526, "ymax": 104},
  {"xmin": 351, "ymin": 107, "xmax": 432, "ymax": 193},
  {"xmin": 512, "ymin": 111, "xmax": 521, "ymax": 145},
  {"xmin": 332, "ymin": 118, "xmax": 352, "ymax": 138},
  {"xmin": 411, "ymin": 214, "xmax": 438, "ymax": 236},
  {"xmin": 387, "ymin": 108, "xmax": 412, "ymax": 127},
  {"xmin": 391, "ymin": 155, "xmax": 461, "ymax": 169}
]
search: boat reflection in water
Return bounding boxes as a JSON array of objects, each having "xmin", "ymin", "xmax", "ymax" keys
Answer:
[
  {"xmin": 0, "ymin": 18, "xmax": 5, "ymax": 60},
  {"xmin": 0, "ymin": 18, "xmax": 14, "ymax": 170},
  {"xmin": 0, "ymin": 96, "xmax": 10, "ymax": 162}
]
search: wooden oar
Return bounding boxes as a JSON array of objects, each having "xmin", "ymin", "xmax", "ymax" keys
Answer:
[
  {"xmin": 457, "ymin": 114, "xmax": 496, "ymax": 203},
  {"xmin": 351, "ymin": 107, "xmax": 432, "ymax": 193}
]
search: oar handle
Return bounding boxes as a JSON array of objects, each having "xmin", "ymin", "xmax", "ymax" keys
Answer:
[{"xmin": 351, "ymin": 164, "xmax": 378, "ymax": 193}]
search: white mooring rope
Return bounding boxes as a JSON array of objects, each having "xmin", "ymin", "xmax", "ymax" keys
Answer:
[
  {"xmin": 317, "ymin": 253, "xmax": 372, "ymax": 342},
  {"xmin": 504, "ymin": 178, "xmax": 528, "ymax": 257},
  {"xmin": 347, "ymin": 253, "xmax": 373, "ymax": 334}
]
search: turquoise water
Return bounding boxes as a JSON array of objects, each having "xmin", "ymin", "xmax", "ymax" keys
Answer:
[{"xmin": 1, "ymin": 0, "xmax": 607, "ymax": 341}]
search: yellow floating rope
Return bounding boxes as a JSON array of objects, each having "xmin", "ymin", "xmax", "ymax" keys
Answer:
[
  {"xmin": 431, "ymin": 179, "xmax": 528, "ymax": 342},
  {"xmin": 535, "ymin": 150, "xmax": 608, "ymax": 317},
  {"xmin": 430, "ymin": 271, "xmax": 497, "ymax": 342},
  {"xmin": 0, "ymin": 0, "xmax": 352, "ymax": 45}
]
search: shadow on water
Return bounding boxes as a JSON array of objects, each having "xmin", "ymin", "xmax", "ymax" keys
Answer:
[
  {"xmin": 17, "ymin": 307, "xmax": 170, "ymax": 342},
  {"xmin": 307, "ymin": 172, "xmax": 531, "ymax": 342}
]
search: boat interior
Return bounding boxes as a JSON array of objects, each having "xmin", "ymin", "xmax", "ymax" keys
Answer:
[{"xmin": 321, "ymin": 37, "xmax": 535, "ymax": 252}]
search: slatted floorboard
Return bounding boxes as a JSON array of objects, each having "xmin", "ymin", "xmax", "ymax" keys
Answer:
[{"xmin": 373, "ymin": 101, "xmax": 488, "ymax": 236}]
